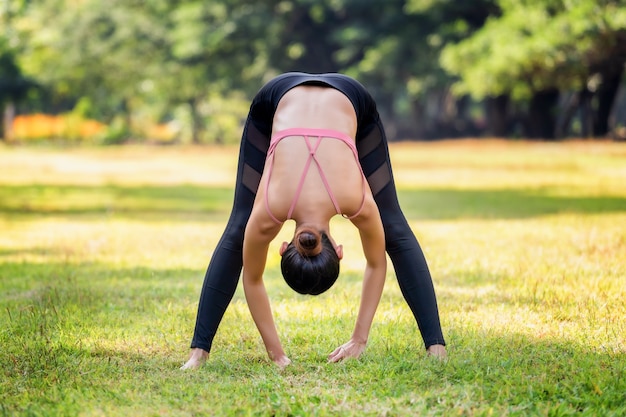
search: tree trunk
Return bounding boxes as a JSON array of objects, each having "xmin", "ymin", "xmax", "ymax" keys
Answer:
[
  {"xmin": 118, "ymin": 98, "xmax": 133, "ymax": 141},
  {"xmin": 485, "ymin": 94, "xmax": 509, "ymax": 137},
  {"xmin": 579, "ymin": 88, "xmax": 594, "ymax": 138},
  {"xmin": 2, "ymin": 101, "xmax": 15, "ymax": 142},
  {"xmin": 448, "ymin": 95, "xmax": 481, "ymax": 138},
  {"xmin": 526, "ymin": 88, "xmax": 560, "ymax": 140},
  {"xmin": 555, "ymin": 92, "xmax": 579, "ymax": 139},
  {"xmin": 188, "ymin": 98, "xmax": 202, "ymax": 144},
  {"xmin": 593, "ymin": 66, "xmax": 624, "ymax": 137},
  {"xmin": 407, "ymin": 98, "xmax": 426, "ymax": 140}
]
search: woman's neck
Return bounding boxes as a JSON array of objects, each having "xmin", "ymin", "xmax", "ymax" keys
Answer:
[{"xmin": 295, "ymin": 220, "xmax": 329, "ymax": 234}]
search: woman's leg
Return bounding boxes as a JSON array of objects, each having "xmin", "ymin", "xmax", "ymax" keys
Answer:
[
  {"xmin": 356, "ymin": 118, "xmax": 446, "ymax": 349},
  {"xmin": 189, "ymin": 118, "xmax": 270, "ymax": 353},
  {"xmin": 187, "ymin": 72, "xmax": 325, "ymax": 357}
]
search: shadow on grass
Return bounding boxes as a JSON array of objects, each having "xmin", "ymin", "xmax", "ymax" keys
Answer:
[
  {"xmin": 2, "ymin": 260, "xmax": 624, "ymax": 415},
  {"xmin": 399, "ymin": 187, "xmax": 626, "ymax": 219},
  {"xmin": 0, "ymin": 261, "xmax": 214, "ymax": 333},
  {"xmin": 4, "ymin": 335, "xmax": 624, "ymax": 415},
  {"xmin": 0, "ymin": 258, "xmax": 204, "ymax": 298},
  {"xmin": 0, "ymin": 247, "xmax": 65, "ymax": 257},
  {"xmin": 0, "ymin": 184, "xmax": 234, "ymax": 221},
  {"xmin": 1, "ymin": 184, "xmax": 625, "ymax": 221}
]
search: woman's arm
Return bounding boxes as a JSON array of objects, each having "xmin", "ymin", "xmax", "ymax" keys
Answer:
[
  {"xmin": 242, "ymin": 208, "xmax": 290, "ymax": 367},
  {"xmin": 329, "ymin": 196, "xmax": 387, "ymax": 362}
]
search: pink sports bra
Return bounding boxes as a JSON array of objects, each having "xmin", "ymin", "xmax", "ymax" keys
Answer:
[{"xmin": 264, "ymin": 127, "xmax": 367, "ymax": 224}]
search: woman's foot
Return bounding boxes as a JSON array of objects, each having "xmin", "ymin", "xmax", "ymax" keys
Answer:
[
  {"xmin": 180, "ymin": 348, "xmax": 209, "ymax": 370},
  {"xmin": 426, "ymin": 344, "xmax": 447, "ymax": 359}
]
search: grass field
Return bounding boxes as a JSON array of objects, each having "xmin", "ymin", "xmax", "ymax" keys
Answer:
[{"xmin": 1, "ymin": 140, "xmax": 625, "ymax": 416}]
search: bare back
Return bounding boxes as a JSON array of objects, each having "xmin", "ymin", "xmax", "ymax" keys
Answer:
[{"xmin": 262, "ymin": 86, "xmax": 366, "ymax": 223}]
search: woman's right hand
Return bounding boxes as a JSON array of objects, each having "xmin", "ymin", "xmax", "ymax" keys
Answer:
[
  {"xmin": 327, "ymin": 339, "xmax": 367, "ymax": 363},
  {"xmin": 272, "ymin": 354, "xmax": 292, "ymax": 369}
]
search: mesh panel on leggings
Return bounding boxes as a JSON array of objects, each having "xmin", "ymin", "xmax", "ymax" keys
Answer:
[
  {"xmin": 357, "ymin": 121, "xmax": 392, "ymax": 197},
  {"xmin": 242, "ymin": 164, "xmax": 261, "ymax": 195},
  {"xmin": 367, "ymin": 163, "xmax": 392, "ymax": 197}
]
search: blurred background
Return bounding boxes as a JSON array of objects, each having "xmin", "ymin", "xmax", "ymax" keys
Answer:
[{"xmin": 1, "ymin": 0, "xmax": 625, "ymax": 145}]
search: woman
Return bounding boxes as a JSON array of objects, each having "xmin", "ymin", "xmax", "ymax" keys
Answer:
[{"xmin": 182, "ymin": 73, "xmax": 446, "ymax": 369}]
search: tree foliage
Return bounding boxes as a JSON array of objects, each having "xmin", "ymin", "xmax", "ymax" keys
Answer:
[
  {"xmin": 441, "ymin": 0, "xmax": 626, "ymax": 100},
  {"xmin": 2, "ymin": 0, "xmax": 624, "ymax": 142},
  {"xmin": 440, "ymin": 0, "xmax": 626, "ymax": 138}
]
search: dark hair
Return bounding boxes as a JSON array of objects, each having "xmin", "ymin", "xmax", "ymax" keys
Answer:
[{"xmin": 280, "ymin": 228, "xmax": 340, "ymax": 295}]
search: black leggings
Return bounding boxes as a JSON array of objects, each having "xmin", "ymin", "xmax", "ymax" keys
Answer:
[{"xmin": 190, "ymin": 73, "xmax": 445, "ymax": 351}]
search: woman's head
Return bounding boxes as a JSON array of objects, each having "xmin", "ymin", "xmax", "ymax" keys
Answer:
[{"xmin": 280, "ymin": 227, "xmax": 342, "ymax": 295}]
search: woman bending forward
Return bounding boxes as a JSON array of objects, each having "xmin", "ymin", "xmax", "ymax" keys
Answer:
[{"xmin": 183, "ymin": 73, "xmax": 446, "ymax": 369}]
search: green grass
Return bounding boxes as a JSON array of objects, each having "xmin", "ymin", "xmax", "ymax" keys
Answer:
[{"xmin": 1, "ymin": 140, "xmax": 625, "ymax": 416}]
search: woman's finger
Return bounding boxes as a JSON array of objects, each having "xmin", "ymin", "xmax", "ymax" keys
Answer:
[{"xmin": 328, "ymin": 345, "xmax": 346, "ymax": 363}]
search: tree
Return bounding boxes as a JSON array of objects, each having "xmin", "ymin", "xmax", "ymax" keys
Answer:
[
  {"xmin": 331, "ymin": 0, "xmax": 496, "ymax": 139},
  {"xmin": 18, "ymin": 0, "xmax": 279, "ymax": 143},
  {"xmin": 10, "ymin": 0, "xmax": 625, "ymax": 142},
  {"xmin": 441, "ymin": 0, "xmax": 626, "ymax": 139},
  {"xmin": 18, "ymin": 0, "xmax": 175, "ymax": 140},
  {"xmin": 1, "ymin": 0, "xmax": 33, "ymax": 141},
  {"xmin": 160, "ymin": 0, "xmax": 275, "ymax": 143}
]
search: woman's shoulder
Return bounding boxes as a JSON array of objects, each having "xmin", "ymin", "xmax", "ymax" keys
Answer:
[
  {"xmin": 246, "ymin": 198, "xmax": 284, "ymax": 240},
  {"xmin": 348, "ymin": 193, "xmax": 381, "ymax": 225}
]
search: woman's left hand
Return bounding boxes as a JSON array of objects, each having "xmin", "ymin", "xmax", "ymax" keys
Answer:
[{"xmin": 328, "ymin": 339, "xmax": 367, "ymax": 363}]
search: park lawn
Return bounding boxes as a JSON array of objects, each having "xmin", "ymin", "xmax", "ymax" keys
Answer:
[{"xmin": 0, "ymin": 140, "xmax": 625, "ymax": 416}]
